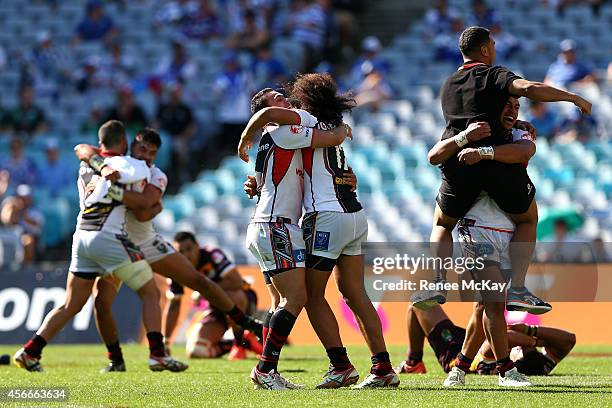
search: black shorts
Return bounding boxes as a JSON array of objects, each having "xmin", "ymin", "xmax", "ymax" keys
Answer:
[
  {"xmin": 437, "ymin": 160, "xmax": 535, "ymax": 218},
  {"xmin": 514, "ymin": 349, "xmax": 557, "ymax": 375},
  {"xmin": 427, "ymin": 319, "xmax": 466, "ymax": 373}
]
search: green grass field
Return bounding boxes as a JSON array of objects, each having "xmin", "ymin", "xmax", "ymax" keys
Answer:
[{"xmin": 0, "ymin": 344, "xmax": 611, "ymax": 407}]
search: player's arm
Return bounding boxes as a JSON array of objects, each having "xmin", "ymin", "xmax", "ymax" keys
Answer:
[
  {"xmin": 428, "ymin": 122, "xmax": 491, "ymax": 165},
  {"xmin": 132, "ymin": 202, "xmax": 163, "ymax": 222},
  {"xmin": 458, "ymin": 133, "xmax": 536, "ymax": 165},
  {"xmin": 311, "ymin": 124, "xmax": 352, "ymax": 148},
  {"xmin": 217, "ymin": 268, "xmax": 245, "ymax": 291},
  {"xmin": 112, "ymin": 184, "xmax": 163, "ymax": 211},
  {"xmin": 508, "ymin": 323, "xmax": 576, "ymax": 362},
  {"xmin": 508, "ymin": 79, "xmax": 592, "ymax": 115}
]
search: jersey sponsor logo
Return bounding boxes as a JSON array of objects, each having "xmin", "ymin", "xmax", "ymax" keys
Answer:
[
  {"xmin": 314, "ymin": 231, "xmax": 330, "ymax": 251},
  {"xmin": 289, "ymin": 125, "xmax": 304, "ymax": 134},
  {"xmin": 258, "ymin": 143, "xmax": 270, "ymax": 152},
  {"xmin": 294, "ymin": 249, "xmax": 306, "ymax": 262}
]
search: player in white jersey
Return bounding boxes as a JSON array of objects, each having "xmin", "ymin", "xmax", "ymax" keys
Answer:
[
  {"xmin": 240, "ymin": 75, "xmax": 399, "ymax": 389},
  {"xmin": 14, "ymin": 121, "xmax": 185, "ymax": 373},
  {"xmin": 427, "ymin": 96, "xmax": 536, "ymax": 387},
  {"xmin": 74, "ymin": 128, "xmax": 264, "ymax": 372},
  {"xmin": 238, "ymin": 87, "xmax": 352, "ymax": 390}
]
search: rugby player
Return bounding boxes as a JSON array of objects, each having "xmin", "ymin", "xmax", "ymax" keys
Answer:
[
  {"xmin": 416, "ymin": 26, "xmax": 592, "ymax": 313},
  {"xmin": 73, "ymin": 128, "xmax": 262, "ymax": 372},
  {"xmin": 397, "ymin": 303, "xmax": 575, "ymax": 378},
  {"xmin": 428, "ymin": 96, "xmax": 538, "ymax": 386},
  {"xmin": 168, "ymin": 231, "xmax": 262, "ymax": 360},
  {"xmin": 238, "ymin": 87, "xmax": 353, "ymax": 390},
  {"xmin": 14, "ymin": 121, "xmax": 186, "ymax": 372},
  {"xmin": 239, "ymin": 74, "xmax": 400, "ymax": 389}
]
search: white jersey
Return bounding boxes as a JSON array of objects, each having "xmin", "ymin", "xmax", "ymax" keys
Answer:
[
  {"xmin": 463, "ymin": 192, "xmax": 515, "ymax": 232},
  {"xmin": 297, "ymin": 111, "xmax": 362, "ymax": 213},
  {"xmin": 125, "ymin": 165, "xmax": 168, "ymax": 243},
  {"xmin": 251, "ymin": 109, "xmax": 314, "ymax": 224},
  {"xmin": 76, "ymin": 156, "xmax": 150, "ymax": 235}
]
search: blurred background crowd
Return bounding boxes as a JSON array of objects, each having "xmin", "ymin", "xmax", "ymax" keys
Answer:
[{"xmin": 0, "ymin": 0, "xmax": 609, "ymax": 265}]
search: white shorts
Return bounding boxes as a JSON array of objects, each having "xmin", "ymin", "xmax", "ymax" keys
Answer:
[
  {"xmin": 136, "ymin": 234, "xmax": 176, "ymax": 263},
  {"xmin": 69, "ymin": 230, "xmax": 145, "ymax": 275},
  {"xmin": 302, "ymin": 210, "xmax": 368, "ymax": 266},
  {"xmin": 246, "ymin": 221, "xmax": 306, "ymax": 277},
  {"xmin": 457, "ymin": 221, "xmax": 513, "ymax": 271}
]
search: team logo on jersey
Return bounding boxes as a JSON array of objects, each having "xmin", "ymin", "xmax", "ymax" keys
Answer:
[
  {"xmin": 314, "ymin": 231, "xmax": 330, "ymax": 251},
  {"xmin": 294, "ymin": 249, "xmax": 306, "ymax": 262},
  {"xmin": 289, "ymin": 125, "xmax": 304, "ymax": 134}
]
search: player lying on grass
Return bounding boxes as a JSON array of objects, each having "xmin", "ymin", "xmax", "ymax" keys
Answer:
[
  {"xmin": 15, "ymin": 121, "xmax": 186, "ymax": 373},
  {"xmin": 416, "ymin": 26, "xmax": 591, "ymax": 314},
  {"xmin": 425, "ymin": 96, "xmax": 540, "ymax": 387},
  {"xmin": 73, "ymin": 128, "xmax": 262, "ymax": 372},
  {"xmin": 397, "ymin": 303, "xmax": 575, "ymax": 377},
  {"xmin": 239, "ymin": 86, "xmax": 356, "ymax": 390},
  {"xmin": 168, "ymin": 231, "xmax": 262, "ymax": 360},
  {"xmin": 240, "ymin": 76, "xmax": 400, "ymax": 389}
]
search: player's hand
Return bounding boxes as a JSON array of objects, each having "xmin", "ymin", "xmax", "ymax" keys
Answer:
[
  {"xmin": 464, "ymin": 122, "xmax": 491, "ymax": 142},
  {"xmin": 457, "ymin": 148, "xmax": 482, "ymax": 165},
  {"xmin": 572, "ymin": 94, "xmax": 592, "ymax": 115},
  {"xmin": 243, "ymin": 175, "xmax": 258, "ymax": 198},
  {"xmin": 342, "ymin": 123, "xmax": 353, "ymax": 140},
  {"xmin": 343, "ymin": 167, "xmax": 357, "ymax": 192},
  {"xmin": 238, "ymin": 137, "xmax": 252, "ymax": 163},
  {"xmin": 514, "ymin": 120, "xmax": 537, "ymax": 141},
  {"xmin": 101, "ymin": 166, "xmax": 120, "ymax": 182},
  {"xmin": 74, "ymin": 144, "xmax": 100, "ymax": 161}
]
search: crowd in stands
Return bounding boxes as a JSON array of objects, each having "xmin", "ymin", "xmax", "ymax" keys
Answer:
[{"xmin": 0, "ymin": 0, "xmax": 609, "ymax": 264}]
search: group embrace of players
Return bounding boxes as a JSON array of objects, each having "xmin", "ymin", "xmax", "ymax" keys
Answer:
[{"xmin": 13, "ymin": 25, "xmax": 590, "ymax": 391}]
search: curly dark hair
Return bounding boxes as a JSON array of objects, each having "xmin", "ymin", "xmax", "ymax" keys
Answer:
[{"xmin": 286, "ymin": 73, "xmax": 355, "ymax": 128}]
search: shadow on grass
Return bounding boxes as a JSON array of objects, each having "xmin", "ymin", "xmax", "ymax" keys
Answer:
[{"xmin": 393, "ymin": 386, "xmax": 612, "ymax": 394}]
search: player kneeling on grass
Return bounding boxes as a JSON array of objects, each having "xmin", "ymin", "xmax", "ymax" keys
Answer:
[
  {"xmin": 74, "ymin": 128, "xmax": 262, "ymax": 372},
  {"xmin": 14, "ymin": 121, "xmax": 186, "ymax": 373},
  {"xmin": 167, "ymin": 232, "xmax": 262, "ymax": 360},
  {"xmin": 397, "ymin": 303, "xmax": 575, "ymax": 377}
]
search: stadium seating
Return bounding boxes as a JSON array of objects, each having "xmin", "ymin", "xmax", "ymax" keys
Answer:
[{"xmin": 0, "ymin": 0, "xmax": 608, "ymax": 264}]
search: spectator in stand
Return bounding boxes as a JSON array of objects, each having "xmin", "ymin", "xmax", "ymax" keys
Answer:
[
  {"xmin": 354, "ymin": 64, "xmax": 393, "ymax": 110},
  {"xmin": 557, "ymin": 108, "xmax": 598, "ymax": 143},
  {"xmin": 21, "ymin": 31, "xmax": 73, "ymax": 99},
  {"xmin": 545, "ymin": 0, "xmax": 605, "ymax": 16},
  {"xmin": 349, "ymin": 36, "xmax": 390, "ymax": 88},
  {"xmin": 286, "ymin": 0, "xmax": 328, "ymax": 71},
  {"xmin": 0, "ymin": 185, "xmax": 43, "ymax": 263},
  {"xmin": 592, "ymin": 237, "xmax": 610, "ymax": 262},
  {"xmin": 225, "ymin": 9, "xmax": 270, "ymax": 53},
  {"xmin": 75, "ymin": 55, "xmax": 105, "ymax": 94},
  {"xmin": 538, "ymin": 219, "xmax": 591, "ymax": 263},
  {"xmin": 154, "ymin": 0, "xmax": 198, "ymax": 28},
  {"xmin": 525, "ymin": 101, "xmax": 560, "ymax": 140},
  {"xmin": 0, "ymin": 171, "xmax": 9, "ymax": 202},
  {"xmin": 251, "ymin": 43, "xmax": 287, "ymax": 90},
  {"xmin": 225, "ymin": 0, "xmax": 273, "ymax": 35},
  {"xmin": 99, "ymin": 42, "xmax": 135, "ymax": 90},
  {"xmin": 424, "ymin": 0, "xmax": 460, "ymax": 38},
  {"xmin": 73, "ymin": 0, "xmax": 118, "ymax": 44},
  {"xmin": 103, "ymin": 87, "xmax": 148, "ymax": 135},
  {"xmin": 1, "ymin": 138, "xmax": 38, "ymax": 190},
  {"xmin": 80, "ymin": 106, "xmax": 105, "ymax": 135},
  {"xmin": 155, "ymin": 83, "xmax": 197, "ymax": 182},
  {"xmin": 37, "ymin": 139, "xmax": 73, "ymax": 196},
  {"xmin": 212, "ymin": 52, "xmax": 253, "ymax": 161},
  {"xmin": 489, "ymin": 22, "xmax": 520, "ymax": 62},
  {"xmin": 8, "ymin": 86, "xmax": 48, "ymax": 138},
  {"xmin": 181, "ymin": 0, "xmax": 222, "ymax": 40},
  {"xmin": 152, "ymin": 36, "xmax": 197, "ymax": 92},
  {"xmin": 433, "ymin": 17, "xmax": 465, "ymax": 65},
  {"xmin": 468, "ymin": 0, "xmax": 500, "ymax": 29},
  {"xmin": 330, "ymin": 0, "xmax": 365, "ymax": 59},
  {"xmin": 545, "ymin": 39, "xmax": 597, "ymax": 89},
  {"xmin": 0, "ymin": 44, "xmax": 6, "ymax": 71}
]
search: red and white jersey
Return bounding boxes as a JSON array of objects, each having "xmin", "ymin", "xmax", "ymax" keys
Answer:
[
  {"xmin": 251, "ymin": 109, "xmax": 314, "ymax": 223},
  {"xmin": 298, "ymin": 111, "xmax": 362, "ymax": 213},
  {"xmin": 463, "ymin": 193, "xmax": 515, "ymax": 232},
  {"xmin": 125, "ymin": 165, "xmax": 168, "ymax": 243}
]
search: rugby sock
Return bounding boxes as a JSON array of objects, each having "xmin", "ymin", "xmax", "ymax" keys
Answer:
[
  {"xmin": 370, "ymin": 351, "xmax": 393, "ymax": 375},
  {"xmin": 327, "ymin": 347, "xmax": 352, "ymax": 371},
  {"xmin": 455, "ymin": 352, "xmax": 473, "ymax": 372},
  {"xmin": 496, "ymin": 356, "xmax": 514, "ymax": 377},
  {"xmin": 257, "ymin": 308, "xmax": 296, "ymax": 373},
  {"xmin": 232, "ymin": 327, "xmax": 245, "ymax": 346},
  {"xmin": 106, "ymin": 341, "xmax": 124, "ymax": 363},
  {"xmin": 147, "ymin": 332, "xmax": 166, "ymax": 358},
  {"xmin": 228, "ymin": 306, "xmax": 263, "ymax": 339},
  {"xmin": 407, "ymin": 350, "xmax": 423, "ymax": 366},
  {"xmin": 262, "ymin": 310, "xmax": 273, "ymax": 349},
  {"xmin": 24, "ymin": 335, "xmax": 47, "ymax": 358}
]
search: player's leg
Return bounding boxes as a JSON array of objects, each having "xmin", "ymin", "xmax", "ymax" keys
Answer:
[
  {"xmin": 15, "ymin": 272, "xmax": 96, "ymax": 371},
  {"xmin": 92, "ymin": 276, "xmax": 125, "ymax": 372},
  {"xmin": 396, "ymin": 304, "xmax": 427, "ymax": 374},
  {"xmin": 225, "ymin": 288, "xmax": 260, "ymax": 359},
  {"xmin": 186, "ymin": 309, "xmax": 231, "ymax": 359},
  {"xmin": 262, "ymin": 280, "xmax": 280, "ymax": 349},
  {"xmin": 305, "ymin": 265, "xmax": 359, "ymax": 388},
  {"xmin": 151, "ymin": 253, "xmax": 262, "ymax": 337}
]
